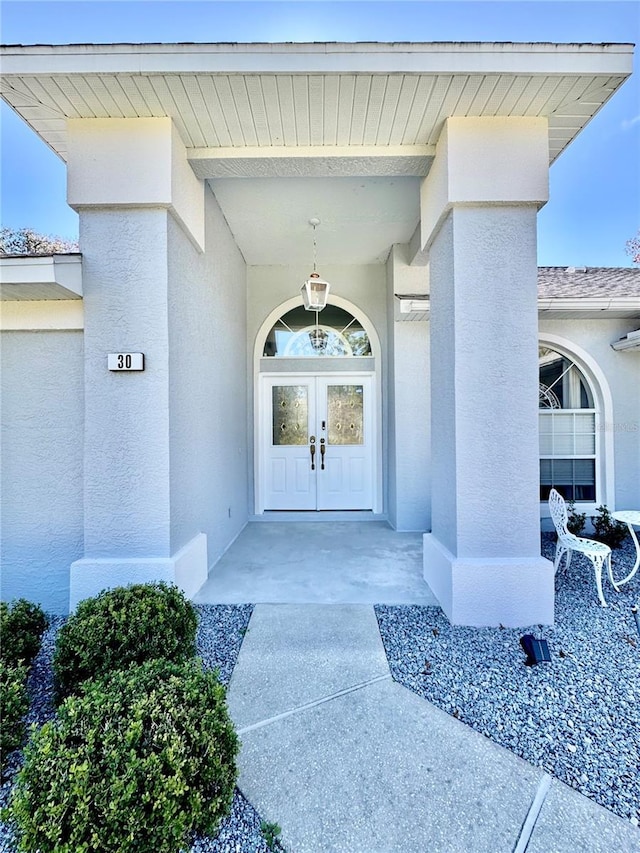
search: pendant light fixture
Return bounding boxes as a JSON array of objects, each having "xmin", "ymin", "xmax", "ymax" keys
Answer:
[{"xmin": 301, "ymin": 218, "xmax": 330, "ymax": 312}]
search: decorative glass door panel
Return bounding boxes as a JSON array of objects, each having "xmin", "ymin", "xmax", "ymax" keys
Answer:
[
  {"xmin": 262, "ymin": 375, "xmax": 374, "ymax": 511},
  {"xmin": 327, "ymin": 385, "xmax": 363, "ymax": 445},
  {"xmin": 272, "ymin": 385, "xmax": 308, "ymax": 445},
  {"xmin": 264, "ymin": 380, "xmax": 316, "ymax": 510}
]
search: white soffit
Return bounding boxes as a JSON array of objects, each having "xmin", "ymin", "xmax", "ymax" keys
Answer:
[
  {"xmin": 0, "ymin": 254, "xmax": 82, "ymax": 300},
  {"xmin": 0, "ymin": 41, "xmax": 633, "ymax": 170},
  {"xmin": 612, "ymin": 330, "xmax": 640, "ymax": 351},
  {"xmin": 395, "ymin": 293, "xmax": 430, "ymax": 321},
  {"xmin": 210, "ymin": 176, "xmax": 420, "ymax": 265}
]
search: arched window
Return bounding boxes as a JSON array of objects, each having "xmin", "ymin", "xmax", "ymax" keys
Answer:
[
  {"xmin": 263, "ymin": 305, "xmax": 371, "ymax": 357},
  {"xmin": 539, "ymin": 346, "xmax": 596, "ymax": 501}
]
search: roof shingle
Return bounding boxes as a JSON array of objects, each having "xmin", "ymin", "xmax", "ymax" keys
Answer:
[{"xmin": 537, "ymin": 266, "xmax": 640, "ymax": 298}]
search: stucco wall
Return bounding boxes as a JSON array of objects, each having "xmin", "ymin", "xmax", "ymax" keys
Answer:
[
  {"xmin": 428, "ymin": 214, "xmax": 457, "ymax": 553},
  {"xmin": 386, "ymin": 261, "xmax": 397, "ymax": 526},
  {"xmin": 168, "ymin": 187, "xmax": 248, "ymax": 566},
  {"xmin": 391, "ymin": 321, "xmax": 431, "ymax": 530},
  {"xmin": 1, "ymin": 330, "xmax": 84, "ymax": 613},
  {"xmin": 79, "ymin": 208, "xmax": 172, "ymax": 558},
  {"xmin": 386, "ymin": 245, "xmax": 431, "ymax": 531},
  {"xmin": 538, "ymin": 318, "xmax": 640, "ymax": 511}
]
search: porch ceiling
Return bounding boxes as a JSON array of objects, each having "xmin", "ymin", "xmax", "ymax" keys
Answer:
[
  {"xmin": 0, "ymin": 41, "xmax": 632, "ymax": 265},
  {"xmin": 208, "ymin": 175, "xmax": 420, "ymax": 265}
]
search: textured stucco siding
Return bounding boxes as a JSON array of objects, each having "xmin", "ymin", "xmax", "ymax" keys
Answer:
[
  {"xmin": 452, "ymin": 205, "xmax": 542, "ymax": 558},
  {"xmin": 539, "ymin": 318, "xmax": 640, "ymax": 510},
  {"xmin": 392, "ymin": 321, "xmax": 430, "ymax": 530},
  {"xmin": 386, "ymin": 260, "xmax": 398, "ymax": 527},
  {"xmin": 428, "ymin": 213, "xmax": 457, "ymax": 553},
  {"xmin": 1, "ymin": 330, "xmax": 84, "ymax": 613},
  {"xmin": 168, "ymin": 187, "xmax": 248, "ymax": 566},
  {"xmin": 386, "ymin": 245, "xmax": 430, "ymax": 532},
  {"xmin": 80, "ymin": 209, "xmax": 172, "ymax": 557}
]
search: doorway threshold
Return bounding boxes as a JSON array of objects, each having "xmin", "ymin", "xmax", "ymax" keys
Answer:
[{"xmin": 250, "ymin": 511, "xmax": 389, "ymax": 523}]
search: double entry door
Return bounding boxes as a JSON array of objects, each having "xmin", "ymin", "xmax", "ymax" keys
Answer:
[{"xmin": 262, "ymin": 374, "xmax": 374, "ymax": 511}]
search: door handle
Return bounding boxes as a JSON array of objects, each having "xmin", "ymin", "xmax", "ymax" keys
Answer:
[
  {"xmin": 310, "ymin": 436, "xmax": 316, "ymax": 470},
  {"xmin": 320, "ymin": 438, "xmax": 326, "ymax": 470}
]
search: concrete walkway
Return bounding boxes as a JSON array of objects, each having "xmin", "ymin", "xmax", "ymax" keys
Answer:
[
  {"xmin": 227, "ymin": 605, "xmax": 639, "ymax": 853},
  {"xmin": 194, "ymin": 522, "xmax": 437, "ymax": 605}
]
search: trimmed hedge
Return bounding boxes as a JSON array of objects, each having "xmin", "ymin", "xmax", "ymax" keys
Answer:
[
  {"xmin": 0, "ymin": 599, "xmax": 48, "ymax": 669},
  {"xmin": 1, "ymin": 599, "xmax": 47, "ymax": 770},
  {"xmin": 9, "ymin": 658, "xmax": 239, "ymax": 853},
  {"xmin": 53, "ymin": 582, "xmax": 198, "ymax": 701},
  {"xmin": 0, "ymin": 661, "xmax": 29, "ymax": 769}
]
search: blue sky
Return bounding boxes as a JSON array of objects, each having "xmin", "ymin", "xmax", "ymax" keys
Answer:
[{"xmin": 1, "ymin": 0, "xmax": 638, "ymax": 266}]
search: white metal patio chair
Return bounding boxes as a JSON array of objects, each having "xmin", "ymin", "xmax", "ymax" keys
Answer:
[{"xmin": 548, "ymin": 488, "xmax": 616, "ymax": 608}]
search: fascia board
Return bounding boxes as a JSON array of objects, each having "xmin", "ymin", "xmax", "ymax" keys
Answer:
[
  {"xmin": 0, "ymin": 41, "xmax": 634, "ymax": 76},
  {"xmin": 395, "ymin": 294, "xmax": 640, "ymax": 321},
  {"xmin": 612, "ymin": 330, "xmax": 640, "ymax": 351},
  {"xmin": 0, "ymin": 254, "xmax": 82, "ymax": 298},
  {"xmin": 537, "ymin": 297, "xmax": 640, "ymax": 313}
]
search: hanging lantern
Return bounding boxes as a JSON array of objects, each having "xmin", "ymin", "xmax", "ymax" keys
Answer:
[
  {"xmin": 301, "ymin": 218, "xmax": 330, "ymax": 311},
  {"xmin": 309, "ymin": 326, "xmax": 329, "ymax": 353},
  {"xmin": 301, "ymin": 272, "xmax": 330, "ymax": 311}
]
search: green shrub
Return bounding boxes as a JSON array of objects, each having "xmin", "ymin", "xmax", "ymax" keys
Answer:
[
  {"xmin": 566, "ymin": 499, "xmax": 586, "ymax": 536},
  {"xmin": 53, "ymin": 582, "xmax": 198, "ymax": 701},
  {"xmin": 0, "ymin": 660, "xmax": 29, "ymax": 769},
  {"xmin": 261, "ymin": 820, "xmax": 283, "ymax": 851},
  {"xmin": 590, "ymin": 505, "xmax": 628, "ymax": 549},
  {"xmin": 9, "ymin": 658, "xmax": 238, "ymax": 853},
  {"xmin": 0, "ymin": 599, "xmax": 48, "ymax": 669}
]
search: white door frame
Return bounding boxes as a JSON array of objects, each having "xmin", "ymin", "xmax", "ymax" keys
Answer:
[
  {"xmin": 256, "ymin": 371, "xmax": 380, "ymax": 514},
  {"xmin": 253, "ymin": 296, "xmax": 384, "ymax": 516}
]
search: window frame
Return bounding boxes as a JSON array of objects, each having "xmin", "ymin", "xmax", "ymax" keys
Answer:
[
  {"xmin": 263, "ymin": 305, "xmax": 372, "ymax": 358},
  {"xmin": 538, "ymin": 336, "xmax": 613, "ymax": 517},
  {"xmin": 539, "ymin": 407, "xmax": 598, "ymax": 503}
]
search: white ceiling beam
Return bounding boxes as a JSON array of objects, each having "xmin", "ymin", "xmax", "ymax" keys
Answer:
[{"xmin": 188, "ymin": 145, "xmax": 435, "ymax": 178}]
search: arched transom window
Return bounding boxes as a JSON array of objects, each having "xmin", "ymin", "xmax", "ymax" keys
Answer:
[
  {"xmin": 263, "ymin": 305, "xmax": 371, "ymax": 357},
  {"xmin": 539, "ymin": 346, "xmax": 596, "ymax": 502}
]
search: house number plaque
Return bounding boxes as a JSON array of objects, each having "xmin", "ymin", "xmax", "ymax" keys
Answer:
[{"xmin": 108, "ymin": 353, "xmax": 145, "ymax": 371}]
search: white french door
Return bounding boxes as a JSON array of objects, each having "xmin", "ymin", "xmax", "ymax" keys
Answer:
[{"xmin": 261, "ymin": 374, "xmax": 374, "ymax": 511}]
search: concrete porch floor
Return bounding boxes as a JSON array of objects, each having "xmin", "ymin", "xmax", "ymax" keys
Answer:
[{"xmin": 193, "ymin": 521, "xmax": 439, "ymax": 605}]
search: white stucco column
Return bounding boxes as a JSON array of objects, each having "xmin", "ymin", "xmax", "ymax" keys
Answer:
[
  {"xmin": 421, "ymin": 117, "xmax": 555, "ymax": 626},
  {"xmin": 67, "ymin": 118, "xmax": 208, "ymax": 608}
]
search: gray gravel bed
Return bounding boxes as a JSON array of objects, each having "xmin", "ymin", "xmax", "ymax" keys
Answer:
[
  {"xmin": 1, "ymin": 603, "xmax": 283, "ymax": 853},
  {"xmin": 376, "ymin": 534, "xmax": 640, "ymax": 827},
  {"xmin": 196, "ymin": 604, "xmax": 253, "ymax": 688}
]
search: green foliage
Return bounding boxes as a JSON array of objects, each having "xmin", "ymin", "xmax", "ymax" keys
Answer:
[
  {"xmin": 565, "ymin": 499, "xmax": 586, "ymax": 537},
  {"xmin": 53, "ymin": 583, "xmax": 198, "ymax": 701},
  {"xmin": 0, "ymin": 599, "xmax": 46, "ymax": 770},
  {"xmin": 9, "ymin": 658, "xmax": 238, "ymax": 853},
  {"xmin": 0, "ymin": 599, "xmax": 48, "ymax": 670},
  {"xmin": 0, "ymin": 661, "xmax": 29, "ymax": 769},
  {"xmin": 590, "ymin": 505, "xmax": 628, "ymax": 549},
  {"xmin": 261, "ymin": 820, "xmax": 282, "ymax": 851}
]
